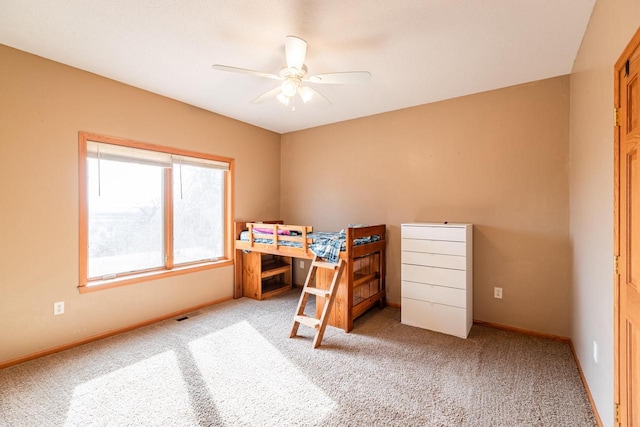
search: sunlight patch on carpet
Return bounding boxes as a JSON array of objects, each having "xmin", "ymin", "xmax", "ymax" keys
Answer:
[
  {"xmin": 64, "ymin": 351, "xmax": 197, "ymax": 425},
  {"xmin": 188, "ymin": 320, "xmax": 336, "ymax": 426}
]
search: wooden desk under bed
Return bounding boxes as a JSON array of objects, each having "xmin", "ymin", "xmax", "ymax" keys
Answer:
[{"xmin": 234, "ymin": 221, "xmax": 386, "ymax": 332}]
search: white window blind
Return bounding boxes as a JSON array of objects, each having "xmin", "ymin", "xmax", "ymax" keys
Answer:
[
  {"xmin": 171, "ymin": 155, "xmax": 229, "ymax": 171},
  {"xmin": 87, "ymin": 141, "xmax": 230, "ymax": 171},
  {"xmin": 87, "ymin": 141, "xmax": 172, "ymax": 167}
]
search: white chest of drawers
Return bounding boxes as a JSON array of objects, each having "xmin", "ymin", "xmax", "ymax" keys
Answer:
[{"xmin": 401, "ymin": 223, "xmax": 473, "ymax": 338}]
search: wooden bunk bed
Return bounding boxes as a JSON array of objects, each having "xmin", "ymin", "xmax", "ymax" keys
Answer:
[{"xmin": 234, "ymin": 221, "xmax": 386, "ymax": 332}]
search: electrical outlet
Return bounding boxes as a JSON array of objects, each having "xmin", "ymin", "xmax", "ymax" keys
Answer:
[
  {"xmin": 299, "ymin": 260, "xmax": 304, "ymax": 269},
  {"xmin": 53, "ymin": 301, "xmax": 65, "ymax": 315},
  {"xmin": 494, "ymin": 287, "xmax": 503, "ymax": 299},
  {"xmin": 593, "ymin": 341, "xmax": 599, "ymax": 363}
]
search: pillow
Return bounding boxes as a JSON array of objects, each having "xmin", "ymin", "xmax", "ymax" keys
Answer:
[{"xmin": 253, "ymin": 227, "xmax": 291, "ymax": 236}]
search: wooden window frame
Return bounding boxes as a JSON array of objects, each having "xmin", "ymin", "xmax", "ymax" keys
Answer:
[{"xmin": 78, "ymin": 131, "xmax": 235, "ymax": 293}]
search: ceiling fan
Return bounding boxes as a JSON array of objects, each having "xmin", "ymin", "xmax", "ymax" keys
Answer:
[{"xmin": 212, "ymin": 36, "xmax": 371, "ymax": 109}]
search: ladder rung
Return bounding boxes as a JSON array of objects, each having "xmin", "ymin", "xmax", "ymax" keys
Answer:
[
  {"xmin": 304, "ymin": 287, "xmax": 331, "ymax": 297},
  {"xmin": 294, "ymin": 315, "xmax": 321, "ymax": 328},
  {"xmin": 312, "ymin": 260, "xmax": 340, "ymax": 270}
]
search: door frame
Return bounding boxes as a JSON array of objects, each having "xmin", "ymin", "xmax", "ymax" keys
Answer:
[{"xmin": 613, "ymin": 25, "xmax": 640, "ymax": 427}]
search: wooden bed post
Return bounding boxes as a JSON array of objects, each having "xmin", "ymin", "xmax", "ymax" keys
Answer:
[
  {"xmin": 379, "ymin": 226, "xmax": 387, "ymax": 309},
  {"xmin": 233, "ymin": 221, "xmax": 247, "ymax": 299},
  {"xmin": 346, "ymin": 227, "xmax": 356, "ymax": 331}
]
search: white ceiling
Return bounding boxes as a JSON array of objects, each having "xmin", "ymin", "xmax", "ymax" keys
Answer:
[{"xmin": 0, "ymin": 1, "xmax": 595, "ymax": 134}]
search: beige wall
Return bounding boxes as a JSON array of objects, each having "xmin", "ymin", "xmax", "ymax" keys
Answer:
[
  {"xmin": 570, "ymin": 2, "xmax": 640, "ymax": 426},
  {"xmin": 0, "ymin": 45, "xmax": 281, "ymax": 364},
  {"xmin": 281, "ymin": 76, "xmax": 571, "ymax": 336}
]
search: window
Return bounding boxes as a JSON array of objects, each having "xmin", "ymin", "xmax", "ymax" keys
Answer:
[{"xmin": 78, "ymin": 132, "xmax": 234, "ymax": 291}]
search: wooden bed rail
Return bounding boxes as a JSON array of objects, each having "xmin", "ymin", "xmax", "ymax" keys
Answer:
[
  {"xmin": 345, "ymin": 224, "xmax": 387, "ymax": 259},
  {"xmin": 234, "ymin": 220, "xmax": 283, "ymax": 239},
  {"xmin": 347, "ymin": 224, "xmax": 386, "ymax": 240},
  {"xmin": 246, "ymin": 222, "xmax": 314, "ymax": 252}
]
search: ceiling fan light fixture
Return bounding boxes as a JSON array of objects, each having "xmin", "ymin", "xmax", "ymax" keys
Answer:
[
  {"xmin": 298, "ymin": 86, "xmax": 313, "ymax": 103},
  {"xmin": 281, "ymin": 79, "xmax": 298, "ymax": 97},
  {"xmin": 276, "ymin": 92, "xmax": 290, "ymax": 106}
]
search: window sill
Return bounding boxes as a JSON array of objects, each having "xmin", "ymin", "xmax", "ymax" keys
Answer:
[{"xmin": 78, "ymin": 259, "xmax": 234, "ymax": 293}]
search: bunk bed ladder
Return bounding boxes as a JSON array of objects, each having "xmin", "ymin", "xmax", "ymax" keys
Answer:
[{"xmin": 290, "ymin": 255, "xmax": 345, "ymax": 348}]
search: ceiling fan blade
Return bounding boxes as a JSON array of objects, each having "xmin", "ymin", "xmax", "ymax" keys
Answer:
[
  {"xmin": 285, "ymin": 36, "xmax": 307, "ymax": 71},
  {"xmin": 307, "ymin": 71, "xmax": 372, "ymax": 84},
  {"xmin": 250, "ymin": 86, "xmax": 282, "ymax": 104},
  {"xmin": 212, "ymin": 64, "xmax": 282, "ymax": 80}
]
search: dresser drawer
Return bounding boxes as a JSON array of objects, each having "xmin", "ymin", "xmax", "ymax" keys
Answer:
[
  {"xmin": 401, "ymin": 264, "xmax": 467, "ymax": 289},
  {"xmin": 401, "ymin": 225, "xmax": 467, "ymax": 242},
  {"xmin": 402, "ymin": 281, "xmax": 466, "ymax": 308},
  {"xmin": 401, "ymin": 298, "xmax": 469, "ymax": 338},
  {"xmin": 401, "ymin": 251, "xmax": 466, "ymax": 270},
  {"xmin": 401, "ymin": 238, "xmax": 467, "ymax": 256}
]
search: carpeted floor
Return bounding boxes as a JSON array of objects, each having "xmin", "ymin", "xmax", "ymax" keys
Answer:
[{"xmin": 0, "ymin": 289, "xmax": 596, "ymax": 426}]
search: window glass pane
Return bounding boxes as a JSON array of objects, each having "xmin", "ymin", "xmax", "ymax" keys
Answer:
[
  {"xmin": 173, "ymin": 162, "xmax": 225, "ymax": 264},
  {"xmin": 87, "ymin": 158, "xmax": 164, "ymax": 278}
]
